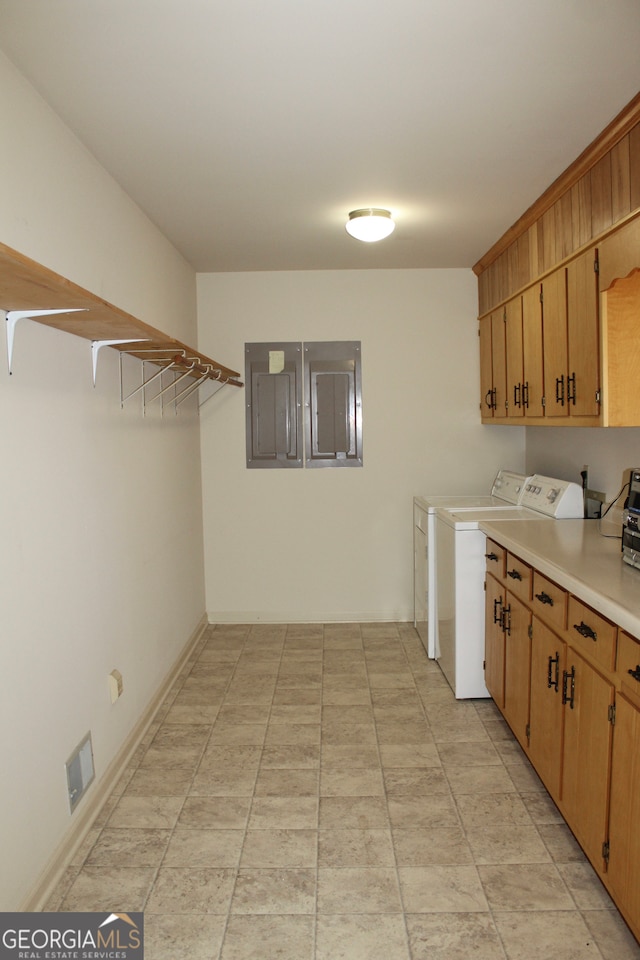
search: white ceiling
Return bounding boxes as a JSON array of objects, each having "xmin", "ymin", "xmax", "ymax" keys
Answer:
[{"xmin": 1, "ymin": 0, "xmax": 639, "ymax": 273}]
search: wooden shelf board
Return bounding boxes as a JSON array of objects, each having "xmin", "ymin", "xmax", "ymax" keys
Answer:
[{"xmin": 0, "ymin": 241, "xmax": 242, "ymax": 382}]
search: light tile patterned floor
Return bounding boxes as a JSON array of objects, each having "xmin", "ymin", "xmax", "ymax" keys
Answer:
[{"xmin": 47, "ymin": 623, "xmax": 640, "ymax": 959}]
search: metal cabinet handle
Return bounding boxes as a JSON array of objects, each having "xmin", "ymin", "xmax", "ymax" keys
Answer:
[
  {"xmin": 502, "ymin": 604, "xmax": 511, "ymax": 636},
  {"xmin": 514, "ymin": 383, "xmax": 521, "ymax": 408},
  {"xmin": 486, "ymin": 552, "xmax": 499, "ymax": 562},
  {"xmin": 567, "ymin": 372, "xmax": 576, "ymax": 405},
  {"xmin": 627, "ymin": 665, "xmax": 640, "ymax": 683},
  {"xmin": 573, "ymin": 620, "xmax": 597, "ymax": 641},
  {"xmin": 523, "ymin": 381, "xmax": 530, "ymax": 409},
  {"xmin": 562, "ymin": 666, "xmax": 576, "ymax": 708},
  {"xmin": 493, "ymin": 597, "xmax": 503, "ymax": 625},
  {"xmin": 535, "ymin": 591, "xmax": 554, "ymax": 606},
  {"xmin": 507, "ymin": 569, "xmax": 522, "ymax": 581},
  {"xmin": 556, "ymin": 374, "xmax": 565, "ymax": 406},
  {"xmin": 547, "ymin": 652, "xmax": 560, "ymax": 691}
]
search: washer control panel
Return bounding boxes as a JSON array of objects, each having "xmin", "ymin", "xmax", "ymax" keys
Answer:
[{"xmin": 520, "ymin": 475, "xmax": 584, "ymax": 518}]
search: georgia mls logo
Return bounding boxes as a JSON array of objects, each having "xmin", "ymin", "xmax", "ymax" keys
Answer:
[{"xmin": 0, "ymin": 912, "xmax": 144, "ymax": 959}]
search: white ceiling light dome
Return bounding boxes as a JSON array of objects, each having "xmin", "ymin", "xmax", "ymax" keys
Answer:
[{"xmin": 346, "ymin": 208, "xmax": 395, "ymax": 242}]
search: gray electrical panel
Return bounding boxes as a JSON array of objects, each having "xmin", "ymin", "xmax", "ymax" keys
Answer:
[{"xmin": 245, "ymin": 340, "xmax": 362, "ymax": 469}]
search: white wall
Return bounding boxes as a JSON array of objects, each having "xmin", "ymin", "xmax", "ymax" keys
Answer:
[
  {"xmin": 526, "ymin": 426, "xmax": 640, "ymax": 513},
  {"xmin": 0, "ymin": 53, "xmax": 206, "ymax": 908},
  {"xmin": 197, "ymin": 269, "xmax": 525, "ymax": 622}
]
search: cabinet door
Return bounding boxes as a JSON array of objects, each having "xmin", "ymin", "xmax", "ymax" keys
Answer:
[
  {"xmin": 542, "ymin": 268, "xmax": 569, "ymax": 418},
  {"xmin": 479, "ymin": 315, "xmax": 495, "ymax": 418},
  {"xmin": 503, "ymin": 592, "xmax": 532, "ymax": 748},
  {"xmin": 607, "ymin": 694, "xmax": 640, "ymax": 928},
  {"xmin": 561, "ymin": 650, "xmax": 614, "ymax": 868},
  {"xmin": 485, "ymin": 573, "xmax": 506, "ymax": 707},
  {"xmin": 505, "ymin": 296, "xmax": 524, "ymax": 418},
  {"xmin": 521, "ymin": 284, "xmax": 544, "ymax": 418},
  {"xmin": 491, "ymin": 307, "xmax": 507, "ymax": 418},
  {"xmin": 528, "ymin": 617, "xmax": 565, "ymax": 800},
  {"xmin": 566, "ymin": 248, "xmax": 600, "ymax": 418}
]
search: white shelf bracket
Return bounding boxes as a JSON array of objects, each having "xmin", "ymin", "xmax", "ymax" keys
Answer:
[
  {"xmin": 91, "ymin": 339, "xmax": 148, "ymax": 386},
  {"xmin": 5, "ymin": 308, "xmax": 87, "ymax": 374}
]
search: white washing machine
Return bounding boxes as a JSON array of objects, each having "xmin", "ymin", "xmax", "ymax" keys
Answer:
[
  {"xmin": 435, "ymin": 475, "xmax": 584, "ymax": 699},
  {"xmin": 413, "ymin": 470, "xmax": 531, "ymax": 659}
]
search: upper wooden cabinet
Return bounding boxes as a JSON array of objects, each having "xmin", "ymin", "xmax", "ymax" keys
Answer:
[
  {"xmin": 521, "ymin": 285, "xmax": 544, "ymax": 418},
  {"xmin": 543, "ymin": 248, "xmax": 600, "ymax": 422},
  {"xmin": 480, "ymin": 246, "xmax": 603, "ymax": 425},
  {"xmin": 541, "ymin": 268, "xmax": 569, "ymax": 419},
  {"xmin": 599, "ymin": 218, "xmax": 640, "ymax": 426},
  {"xmin": 478, "ymin": 238, "xmax": 640, "ymax": 425},
  {"xmin": 478, "ymin": 307, "xmax": 507, "ymax": 418},
  {"xmin": 566, "ymin": 248, "xmax": 600, "ymax": 418},
  {"xmin": 476, "ymin": 92, "xmax": 640, "ymax": 427},
  {"xmin": 504, "ymin": 296, "xmax": 524, "ymax": 418}
]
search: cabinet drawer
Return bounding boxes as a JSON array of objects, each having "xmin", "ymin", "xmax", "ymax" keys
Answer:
[
  {"xmin": 532, "ymin": 572, "xmax": 567, "ymax": 631},
  {"xmin": 567, "ymin": 596, "xmax": 616, "ymax": 671},
  {"xmin": 504, "ymin": 552, "xmax": 532, "ymax": 601},
  {"xmin": 617, "ymin": 630, "xmax": 640, "ymax": 705},
  {"xmin": 485, "ymin": 539, "xmax": 505, "ymax": 579}
]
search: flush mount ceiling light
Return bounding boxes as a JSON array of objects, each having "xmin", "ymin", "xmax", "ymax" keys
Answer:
[{"xmin": 345, "ymin": 208, "xmax": 395, "ymax": 243}]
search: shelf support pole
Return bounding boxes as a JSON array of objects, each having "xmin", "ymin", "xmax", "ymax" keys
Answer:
[
  {"xmin": 198, "ymin": 380, "xmax": 228, "ymax": 408},
  {"xmin": 4, "ymin": 308, "xmax": 87, "ymax": 374},
  {"xmin": 173, "ymin": 370, "xmax": 213, "ymax": 410},
  {"xmin": 121, "ymin": 359, "xmax": 177, "ymax": 407}
]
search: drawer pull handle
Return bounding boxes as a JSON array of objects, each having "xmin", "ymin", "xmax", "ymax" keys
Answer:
[
  {"xmin": 573, "ymin": 620, "xmax": 597, "ymax": 641},
  {"xmin": 486, "ymin": 552, "xmax": 498, "ymax": 562},
  {"xmin": 507, "ymin": 569, "xmax": 522, "ymax": 581},
  {"xmin": 562, "ymin": 666, "xmax": 576, "ymax": 708},
  {"xmin": 547, "ymin": 652, "xmax": 560, "ymax": 691},
  {"xmin": 535, "ymin": 591, "xmax": 554, "ymax": 606},
  {"xmin": 627, "ymin": 665, "xmax": 640, "ymax": 683}
]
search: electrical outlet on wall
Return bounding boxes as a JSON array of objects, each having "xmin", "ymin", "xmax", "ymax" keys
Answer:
[{"xmin": 585, "ymin": 488, "xmax": 606, "ymax": 519}]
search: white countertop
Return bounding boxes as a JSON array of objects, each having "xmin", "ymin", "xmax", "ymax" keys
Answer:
[{"xmin": 479, "ymin": 518, "xmax": 640, "ymax": 639}]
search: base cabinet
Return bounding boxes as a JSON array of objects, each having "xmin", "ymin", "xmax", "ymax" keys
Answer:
[
  {"xmin": 503, "ymin": 592, "xmax": 531, "ymax": 749},
  {"xmin": 484, "ymin": 572, "xmax": 506, "ymax": 707},
  {"xmin": 608, "ymin": 694, "xmax": 640, "ymax": 927},
  {"xmin": 559, "ymin": 649, "xmax": 614, "ymax": 870},
  {"xmin": 528, "ymin": 617, "xmax": 565, "ymax": 799},
  {"xmin": 484, "ymin": 542, "xmax": 640, "ymax": 942}
]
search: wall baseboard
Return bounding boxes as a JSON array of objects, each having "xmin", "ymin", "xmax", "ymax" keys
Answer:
[
  {"xmin": 206, "ymin": 612, "xmax": 413, "ymax": 624},
  {"xmin": 21, "ymin": 614, "xmax": 208, "ymax": 911}
]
